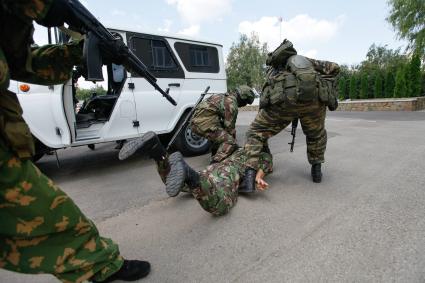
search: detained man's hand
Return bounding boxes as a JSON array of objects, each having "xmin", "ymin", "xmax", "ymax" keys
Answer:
[{"xmin": 255, "ymin": 169, "xmax": 269, "ymax": 191}]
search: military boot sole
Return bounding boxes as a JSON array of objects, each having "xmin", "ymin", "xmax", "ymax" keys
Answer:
[
  {"xmin": 165, "ymin": 152, "xmax": 185, "ymax": 197},
  {"xmin": 119, "ymin": 131, "xmax": 156, "ymax": 161}
]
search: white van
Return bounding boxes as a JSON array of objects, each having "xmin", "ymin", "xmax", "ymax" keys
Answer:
[{"xmin": 10, "ymin": 27, "xmax": 227, "ymax": 161}]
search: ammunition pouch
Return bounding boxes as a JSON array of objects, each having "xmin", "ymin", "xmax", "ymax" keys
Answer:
[
  {"xmin": 259, "ymin": 70, "xmax": 287, "ymax": 109},
  {"xmin": 318, "ymin": 77, "xmax": 338, "ymax": 110},
  {"xmin": 260, "ymin": 70, "xmax": 318, "ymax": 109},
  {"xmin": 0, "ymin": 90, "xmax": 34, "ymax": 159}
]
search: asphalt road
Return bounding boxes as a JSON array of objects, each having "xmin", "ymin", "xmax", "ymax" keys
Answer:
[{"xmin": 1, "ymin": 111, "xmax": 425, "ymax": 283}]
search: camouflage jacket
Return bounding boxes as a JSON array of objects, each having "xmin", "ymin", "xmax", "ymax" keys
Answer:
[
  {"xmin": 193, "ymin": 93, "xmax": 239, "ymax": 131},
  {"xmin": 0, "ymin": 0, "xmax": 83, "ymax": 90}
]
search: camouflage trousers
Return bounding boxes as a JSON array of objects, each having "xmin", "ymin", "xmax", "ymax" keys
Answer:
[
  {"xmin": 0, "ymin": 140, "xmax": 123, "ymax": 283},
  {"xmin": 155, "ymin": 154, "xmax": 241, "ymax": 216},
  {"xmin": 190, "ymin": 117, "xmax": 237, "ymax": 163},
  {"xmin": 245, "ymin": 99, "xmax": 327, "ymax": 169}
]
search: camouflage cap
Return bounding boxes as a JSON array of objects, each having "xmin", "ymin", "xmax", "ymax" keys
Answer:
[{"xmin": 236, "ymin": 85, "xmax": 256, "ymax": 104}]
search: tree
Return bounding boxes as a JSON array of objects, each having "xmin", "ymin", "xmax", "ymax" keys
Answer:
[
  {"xmin": 226, "ymin": 33, "xmax": 268, "ymax": 91},
  {"xmin": 338, "ymin": 77, "xmax": 348, "ymax": 100},
  {"xmin": 387, "ymin": 0, "xmax": 425, "ymax": 57},
  {"xmin": 359, "ymin": 72, "xmax": 369, "ymax": 99},
  {"xmin": 384, "ymin": 71, "xmax": 396, "ymax": 98},
  {"xmin": 364, "ymin": 44, "xmax": 403, "ymax": 69},
  {"xmin": 349, "ymin": 75, "xmax": 358, "ymax": 99},
  {"xmin": 406, "ymin": 53, "xmax": 422, "ymax": 97},
  {"xmin": 76, "ymin": 85, "xmax": 107, "ymax": 101},
  {"xmin": 394, "ymin": 67, "xmax": 407, "ymax": 98},
  {"xmin": 368, "ymin": 71, "xmax": 376, "ymax": 98},
  {"xmin": 374, "ymin": 71, "xmax": 383, "ymax": 98},
  {"xmin": 422, "ymin": 72, "xmax": 425, "ymax": 96}
]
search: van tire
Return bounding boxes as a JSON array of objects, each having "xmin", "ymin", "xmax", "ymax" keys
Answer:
[{"xmin": 174, "ymin": 123, "xmax": 210, "ymax": 157}]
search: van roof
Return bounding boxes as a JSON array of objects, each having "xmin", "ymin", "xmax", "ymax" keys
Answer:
[{"xmin": 107, "ymin": 25, "xmax": 223, "ymax": 47}]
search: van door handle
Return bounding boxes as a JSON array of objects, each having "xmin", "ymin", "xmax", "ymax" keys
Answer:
[{"xmin": 168, "ymin": 83, "xmax": 181, "ymax": 87}]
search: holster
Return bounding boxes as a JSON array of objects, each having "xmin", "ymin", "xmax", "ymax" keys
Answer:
[{"xmin": 0, "ymin": 90, "xmax": 35, "ymax": 159}]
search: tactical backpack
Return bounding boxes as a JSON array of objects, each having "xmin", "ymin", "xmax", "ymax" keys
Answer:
[{"xmin": 260, "ymin": 42, "xmax": 339, "ymax": 110}]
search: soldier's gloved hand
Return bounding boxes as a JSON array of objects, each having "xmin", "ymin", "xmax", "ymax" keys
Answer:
[
  {"xmin": 328, "ymin": 99, "xmax": 338, "ymax": 111},
  {"xmin": 37, "ymin": 0, "xmax": 82, "ymax": 29}
]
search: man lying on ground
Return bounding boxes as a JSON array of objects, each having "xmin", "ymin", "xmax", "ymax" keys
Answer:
[{"xmin": 118, "ymin": 132, "xmax": 273, "ymax": 216}]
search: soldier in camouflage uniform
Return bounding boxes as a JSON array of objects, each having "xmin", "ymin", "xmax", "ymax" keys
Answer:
[
  {"xmin": 190, "ymin": 85, "xmax": 256, "ymax": 163},
  {"xmin": 1, "ymin": 0, "xmax": 150, "ymax": 282},
  {"xmin": 118, "ymin": 132, "xmax": 273, "ymax": 216},
  {"xmin": 243, "ymin": 39, "xmax": 340, "ymax": 192}
]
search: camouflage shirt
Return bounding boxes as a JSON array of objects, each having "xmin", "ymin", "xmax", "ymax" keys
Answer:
[
  {"xmin": 0, "ymin": 0, "xmax": 83, "ymax": 90},
  {"xmin": 193, "ymin": 93, "xmax": 239, "ymax": 132}
]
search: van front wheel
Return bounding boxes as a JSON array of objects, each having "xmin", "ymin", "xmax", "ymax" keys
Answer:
[{"xmin": 174, "ymin": 124, "xmax": 210, "ymax": 157}]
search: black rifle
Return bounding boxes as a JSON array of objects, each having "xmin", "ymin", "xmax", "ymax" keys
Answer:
[
  {"xmin": 67, "ymin": 0, "xmax": 177, "ymax": 106},
  {"xmin": 288, "ymin": 118, "xmax": 298, "ymax": 152},
  {"xmin": 166, "ymin": 86, "xmax": 210, "ymax": 150}
]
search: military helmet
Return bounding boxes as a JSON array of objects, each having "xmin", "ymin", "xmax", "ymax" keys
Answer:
[
  {"xmin": 266, "ymin": 39, "xmax": 297, "ymax": 68},
  {"xmin": 236, "ymin": 85, "xmax": 256, "ymax": 105}
]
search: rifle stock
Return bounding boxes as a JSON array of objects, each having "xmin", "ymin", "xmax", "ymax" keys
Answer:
[{"xmin": 67, "ymin": 0, "xmax": 177, "ymax": 106}]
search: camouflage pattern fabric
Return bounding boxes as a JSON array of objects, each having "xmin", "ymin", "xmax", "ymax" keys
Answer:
[
  {"xmin": 0, "ymin": 0, "xmax": 83, "ymax": 159},
  {"xmin": 309, "ymin": 58, "xmax": 341, "ymax": 76},
  {"xmin": 0, "ymin": 0, "xmax": 83, "ymax": 90},
  {"xmin": 245, "ymin": 57, "xmax": 338, "ymax": 170},
  {"xmin": 0, "ymin": 140, "xmax": 124, "ymax": 283},
  {"xmin": 156, "ymin": 149, "xmax": 273, "ymax": 216},
  {"xmin": 190, "ymin": 93, "xmax": 239, "ymax": 163},
  {"xmin": 0, "ymin": 1, "xmax": 124, "ymax": 282}
]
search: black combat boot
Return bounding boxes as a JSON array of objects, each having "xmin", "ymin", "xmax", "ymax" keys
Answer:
[
  {"xmin": 166, "ymin": 152, "xmax": 200, "ymax": 197},
  {"xmin": 92, "ymin": 259, "xmax": 150, "ymax": 282},
  {"xmin": 239, "ymin": 168, "xmax": 257, "ymax": 193},
  {"xmin": 119, "ymin": 131, "xmax": 166, "ymax": 161},
  {"xmin": 311, "ymin": 163, "xmax": 322, "ymax": 183}
]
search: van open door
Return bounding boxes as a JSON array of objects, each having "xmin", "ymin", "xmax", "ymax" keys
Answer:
[{"xmin": 68, "ymin": 63, "xmax": 139, "ymax": 144}]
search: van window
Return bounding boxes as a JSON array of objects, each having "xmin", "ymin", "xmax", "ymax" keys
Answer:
[
  {"xmin": 152, "ymin": 40, "xmax": 177, "ymax": 69},
  {"xmin": 174, "ymin": 42, "xmax": 220, "ymax": 73},
  {"xmin": 128, "ymin": 34, "xmax": 184, "ymax": 78}
]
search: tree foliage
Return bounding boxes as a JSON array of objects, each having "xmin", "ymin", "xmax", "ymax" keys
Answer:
[
  {"xmin": 394, "ymin": 67, "xmax": 407, "ymax": 98},
  {"xmin": 406, "ymin": 53, "xmax": 422, "ymax": 97},
  {"xmin": 76, "ymin": 85, "xmax": 107, "ymax": 101},
  {"xmin": 337, "ymin": 43, "xmax": 424, "ymax": 99},
  {"xmin": 338, "ymin": 77, "xmax": 348, "ymax": 100},
  {"xmin": 349, "ymin": 75, "xmax": 358, "ymax": 99},
  {"xmin": 384, "ymin": 71, "xmax": 396, "ymax": 98},
  {"xmin": 387, "ymin": 0, "xmax": 425, "ymax": 57},
  {"xmin": 374, "ymin": 72, "xmax": 383, "ymax": 98},
  {"xmin": 226, "ymin": 33, "xmax": 268, "ymax": 91},
  {"xmin": 359, "ymin": 72, "xmax": 369, "ymax": 99}
]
